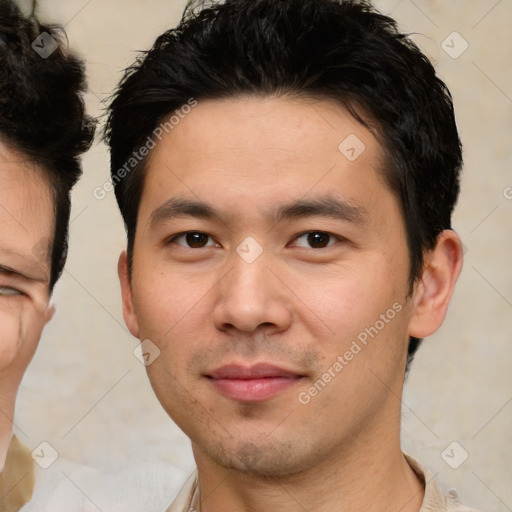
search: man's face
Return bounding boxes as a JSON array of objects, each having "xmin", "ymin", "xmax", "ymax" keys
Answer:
[
  {"xmin": 122, "ymin": 96, "xmax": 419, "ymax": 476},
  {"xmin": 0, "ymin": 143, "xmax": 52, "ymax": 380}
]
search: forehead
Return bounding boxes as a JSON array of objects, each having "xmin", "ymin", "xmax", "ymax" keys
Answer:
[
  {"xmin": 139, "ymin": 96, "xmax": 393, "ymax": 223},
  {"xmin": 0, "ymin": 143, "xmax": 53, "ymax": 283}
]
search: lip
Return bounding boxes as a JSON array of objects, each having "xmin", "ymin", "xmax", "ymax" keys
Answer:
[{"xmin": 206, "ymin": 363, "xmax": 304, "ymax": 402}]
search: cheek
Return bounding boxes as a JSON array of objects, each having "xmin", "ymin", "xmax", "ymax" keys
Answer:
[
  {"xmin": 297, "ymin": 263, "xmax": 405, "ymax": 337},
  {"xmin": 0, "ymin": 308, "xmax": 22, "ymax": 370},
  {"xmin": 0, "ymin": 302, "xmax": 44, "ymax": 372},
  {"xmin": 132, "ymin": 268, "xmax": 214, "ymax": 350}
]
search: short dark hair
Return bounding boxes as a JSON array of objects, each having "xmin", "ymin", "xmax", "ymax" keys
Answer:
[
  {"xmin": 105, "ymin": 0, "xmax": 462, "ymax": 368},
  {"xmin": 0, "ymin": 0, "xmax": 95, "ymax": 291}
]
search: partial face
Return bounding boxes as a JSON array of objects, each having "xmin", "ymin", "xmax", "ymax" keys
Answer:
[
  {"xmin": 122, "ymin": 96, "xmax": 418, "ymax": 476},
  {"xmin": 0, "ymin": 143, "xmax": 53, "ymax": 380}
]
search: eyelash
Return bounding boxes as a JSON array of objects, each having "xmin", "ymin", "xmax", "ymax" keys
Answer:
[
  {"xmin": 167, "ymin": 231, "xmax": 343, "ymax": 249},
  {"xmin": 0, "ymin": 286, "xmax": 23, "ymax": 297}
]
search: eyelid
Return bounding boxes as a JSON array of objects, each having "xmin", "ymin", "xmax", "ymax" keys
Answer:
[
  {"xmin": 167, "ymin": 231, "xmax": 219, "ymax": 248},
  {"xmin": 166, "ymin": 230, "xmax": 344, "ymax": 249},
  {"xmin": 0, "ymin": 286, "xmax": 23, "ymax": 296},
  {"xmin": 291, "ymin": 230, "xmax": 344, "ymax": 248},
  {"xmin": 0, "ymin": 270, "xmax": 30, "ymax": 296}
]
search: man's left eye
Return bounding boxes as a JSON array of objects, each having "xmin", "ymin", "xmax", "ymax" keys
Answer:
[
  {"xmin": 292, "ymin": 231, "xmax": 339, "ymax": 249},
  {"xmin": 171, "ymin": 232, "xmax": 217, "ymax": 249},
  {"xmin": 0, "ymin": 286, "xmax": 22, "ymax": 296}
]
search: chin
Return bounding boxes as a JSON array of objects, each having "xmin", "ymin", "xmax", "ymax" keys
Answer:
[{"xmin": 202, "ymin": 437, "xmax": 315, "ymax": 478}]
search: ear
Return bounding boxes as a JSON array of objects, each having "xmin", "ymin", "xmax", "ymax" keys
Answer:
[
  {"xmin": 44, "ymin": 303, "xmax": 56, "ymax": 325},
  {"xmin": 408, "ymin": 230, "xmax": 463, "ymax": 339},
  {"xmin": 118, "ymin": 251, "xmax": 140, "ymax": 339}
]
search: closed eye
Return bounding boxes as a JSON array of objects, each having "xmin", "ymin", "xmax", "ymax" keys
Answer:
[{"xmin": 0, "ymin": 286, "xmax": 22, "ymax": 296}]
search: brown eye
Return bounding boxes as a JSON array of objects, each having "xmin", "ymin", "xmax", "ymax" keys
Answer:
[
  {"xmin": 185, "ymin": 232, "xmax": 210, "ymax": 248},
  {"xmin": 168, "ymin": 231, "xmax": 218, "ymax": 249},
  {"xmin": 292, "ymin": 231, "xmax": 338, "ymax": 249},
  {"xmin": 291, "ymin": 230, "xmax": 347, "ymax": 250},
  {"xmin": 306, "ymin": 232, "xmax": 332, "ymax": 248}
]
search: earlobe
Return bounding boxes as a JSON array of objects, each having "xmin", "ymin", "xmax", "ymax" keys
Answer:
[
  {"xmin": 408, "ymin": 230, "xmax": 463, "ymax": 339},
  {"xmin": 44, "ymin": 303, "xmax": 56, "ymax": 325},
  {"xmin": 118, "ymin": 251, "xmax": 140, "ymax": 339}
]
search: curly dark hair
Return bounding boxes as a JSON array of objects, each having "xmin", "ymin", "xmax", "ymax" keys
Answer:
[
  {"xmin": 0, "ymin": 0, "xmax": 95, "ymax": 290},
  {"xmin": 105, "ymin": 0, "xmax": 462, "ymax": 368}
]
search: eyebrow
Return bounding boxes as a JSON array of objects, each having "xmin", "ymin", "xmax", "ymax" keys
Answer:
[
  {"xmin": 150, "ymin": 198, "xmax": 217, "ymax": 228},
  {"xmin": 0, "ymin": 253, "xmax": 49, "ymax": 284},
  {"xmin": 274, "ymin": 196, "xmax": 367, "ymax": 225},
  {"xmin": 149, "ymin": 195, "xmax": 367, "ymax": 229}
]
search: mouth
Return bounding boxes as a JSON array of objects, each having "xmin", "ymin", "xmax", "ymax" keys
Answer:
[{"xmin": 205, "ymin": 363, "xmax": 305, "ymax": 403}]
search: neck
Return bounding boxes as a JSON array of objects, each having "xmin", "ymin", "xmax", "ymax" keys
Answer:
[{"xmin": 192, "ymin": 408, "xmax": 424, "ymax": 512}]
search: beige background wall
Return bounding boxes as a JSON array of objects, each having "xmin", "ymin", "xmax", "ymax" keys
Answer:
[{"xmin": 14, "ymin": 0, "xmax": 512, "ymax": 510}]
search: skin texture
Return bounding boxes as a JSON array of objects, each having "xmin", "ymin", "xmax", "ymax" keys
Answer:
[
  {"xmin": 0, "ymin": 143, "xmax": 54, "ymax": 471},
  {"xmin": 119, "ymin": 96, "xmax": 463, "ymax": 512}
]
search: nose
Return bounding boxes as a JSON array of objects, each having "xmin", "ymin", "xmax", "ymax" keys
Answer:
[{"xmin": 212, "ymin": 251, "xmax": 293, "ymax": 335}]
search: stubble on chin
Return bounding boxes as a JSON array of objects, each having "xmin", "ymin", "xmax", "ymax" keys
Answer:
[{"xmin": 196, "ymin": 428, "xmax": 318, "ymax": 479}]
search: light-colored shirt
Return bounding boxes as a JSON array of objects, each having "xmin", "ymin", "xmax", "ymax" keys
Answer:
[{"xmin": 165, "ymin": 455, "xmax": 481, "ymax": 512}]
